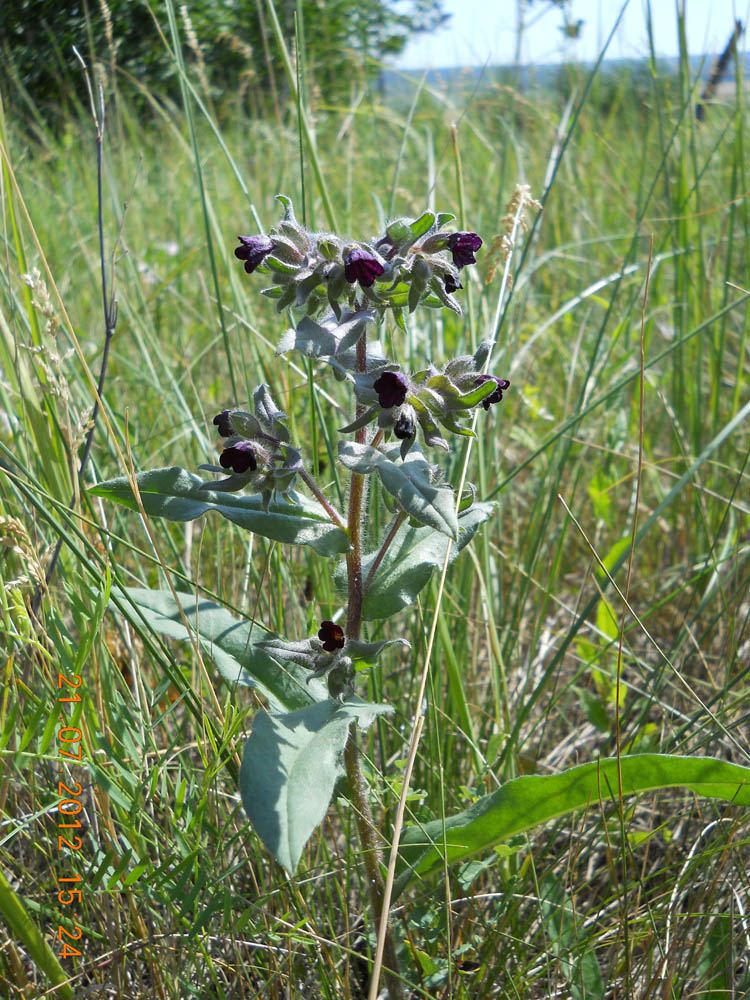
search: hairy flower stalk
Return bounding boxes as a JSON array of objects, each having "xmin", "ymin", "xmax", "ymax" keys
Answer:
[{"xmin": 342, "ymin": 327, "xmax": 404, "ymax": 997}]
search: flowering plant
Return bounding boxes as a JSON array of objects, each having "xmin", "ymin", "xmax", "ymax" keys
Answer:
[{"xmin": 93, "ymin": 196, "xmax": 510, "ymax": 994}]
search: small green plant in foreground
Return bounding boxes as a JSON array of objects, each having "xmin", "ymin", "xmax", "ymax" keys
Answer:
[{"xmin": 91, "ymin": 190, "xmax": 750, "ymax": 997}]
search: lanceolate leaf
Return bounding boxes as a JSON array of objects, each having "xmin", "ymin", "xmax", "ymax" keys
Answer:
[
  {"xmin": 115, "ymin": 588, "xmax": 327, "ymax": 710},
  {"xmin": 90, "ymin": 467, "xmax": 350, "ymax": 556},
  {"xmin": 338, "ymin": 442, "xmax": 458, "ymax": 538},
  {"xmin": 355, "ymin": 502, "xmax": 495, "ymax": 620},
  {"xmin": 240, "ymin": 700, "xmax": 393, "ymax": 874},
  {"xmin": 394, "ymin": 754, "xmax": 750, "ymax": 898}
]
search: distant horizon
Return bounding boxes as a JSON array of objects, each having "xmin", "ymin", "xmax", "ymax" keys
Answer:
[
  {"xmin": 394, "ymin": 1, "xmax": 748, "ymax": 73},
  {"xmin": 385, "ymin": 48, "xmax": 744, "ymax": 79}
]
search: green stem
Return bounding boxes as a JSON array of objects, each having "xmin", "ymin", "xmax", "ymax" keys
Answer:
[
  {"xmin": 364, "ymin": 511, "xmax": 407, "ymax": 595},
  {"xmin": 297, "ymin": 466, "xmax": 345, "ymax": 529}
]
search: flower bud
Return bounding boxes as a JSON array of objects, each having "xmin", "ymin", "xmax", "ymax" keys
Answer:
[
  {"xmin": 213, "ymin": 410, "xmax": 233, "ymax": 437},
  {"xmin": 393, "ymin": 409, "xmax": 416, "ymax": 440},
  {"xmin": 443, "ymin": 272, "xmax": 463, "ymax": 294}
]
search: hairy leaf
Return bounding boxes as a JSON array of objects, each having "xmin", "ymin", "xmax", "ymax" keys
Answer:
[
  {"xmin": 338, "ymin": 442, "xmax": 458, "ymax": 538},
  {"xmin": 358, "ymin": 502, "xmax": 495, "ymax": 619},
  {"xmin": 90, "ymin": 467, "xmax": 350, "ymax": 556},
  {"xmin": 240, "ymin": 700, "xmax": 392, "ymax": 873},
  {"xmin": 115, "ymin": 588, "xmax": 327, "ymax": 710}
]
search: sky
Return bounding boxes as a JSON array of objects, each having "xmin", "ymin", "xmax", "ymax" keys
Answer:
[{"xmin": 395, "ymin": 1, "xmax": 750, "ymax": 69}]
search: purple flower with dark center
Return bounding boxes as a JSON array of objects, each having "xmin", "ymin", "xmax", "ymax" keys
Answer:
[
  {"xmin": 213, "ymin": 410, "xmax": 233, "ymax": 437},
  {"xmin": 443, "ymin": 272, "xmax": 463, "ymax": 294},
  {"xmin": 318, "ymin": 620, "xmax": 345, "ymax": 652},
  {"xmin": 234, "ymin": 235, "xmax": 274, "ymax": 274},
  {"xmin": 219, "ymin": 441, "xmax": 258, "ymax": 473},
  {"xmin": 373, "ymin": 371, "xmax": 408, "ymax": 409},
  {"xmin": 394, "ymin": 411, "xmax": 416, "ymax": 439},
  {"xmin": 447, "ymin": 232, "xmax": 482, "ymax": 269},
  {"xmin": 475, "ymin": 374, "xmax": 511, "ymax": 410},
  {"xmin": 343, "ymin": 248, "xmax": 385, "ymax": 288}
]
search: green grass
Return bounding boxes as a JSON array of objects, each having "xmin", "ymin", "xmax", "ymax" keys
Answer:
[{"xmin": 1, "ymin": 9, "xmax": 750, "ymax": 998}]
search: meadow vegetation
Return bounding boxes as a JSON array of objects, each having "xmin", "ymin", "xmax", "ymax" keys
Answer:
[{"xmin": 1, "ymin": 7, "xmax": 749, "ymax": 998}]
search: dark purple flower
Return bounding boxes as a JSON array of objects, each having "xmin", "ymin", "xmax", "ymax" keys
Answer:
[
  {"xmin": 343, "ymin": 248, "xmax": 385, "ymax": 288},
  {"xmin": 447, "ymin": 232, "xmax": 482, "ymax": 269},
  {"xmin": 373, "ymin": 371, "xmax": 408, "ymax": 409},
  {"xmin": 234, "ymin": 235, "xmax": 274, "ymax": 274},
  {"xmin": 219, "ymin": 441, "xmax": 257, "ymax": 473},
  {"xmin": 213, "ymin": 410, "xmax": 233, "ymax": 437},
  {"xmin": 394, "ymin": 411, "xmax": 416, "ymax": 439},
  {"xmin": 475, "ymin": 374, "xmax": 511, "ymax": 410},
  {"xmin": 318, "ymin": 620, "xmax": 345, "ymax": 652},
  {"xmin": 443, "ymin": 272, "xmax": 463, "ymax": 294}
]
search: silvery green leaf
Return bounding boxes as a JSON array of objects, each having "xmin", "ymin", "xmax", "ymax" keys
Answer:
[
  {"xmin": 277, "ymin": 316, "xmax": 338, "ymax": 357},
  {"xmin": 347, "ymin": 637, "xmax": 410, "ymax": 665},
  {"xmin": 255, "ymin": 636, "xmax": 319, "ymax": 671},
  {"xmin": 439, "ymin": 412, "xmax": 474, "ymax": 437},
  {"xmin": 275, "ymin": 284, "xmax": 296, "ymax": 312},
  {"xmin": 339, "ymin": 405, "xmax": 379, "ymax": 434},
  {"xmin": 278, "ymin": 312, "xmax": 386, "ymax": 373},
  {"xmin": 317, "ymin": 237, "xmax": 341, "ymax": 260},
  {"xmin": 254, "ymin": 384, "xmax": 289, "ymax": 441},
  {"xmin": 275, "ymin": 193, "xmax": 295, "ymax": 220},
  {"xmin": 338, "ymin": 442, "xmax": 458, "ymax": 538},
  {"xmin": 261, "ymin": 285, "xmax": 284, "ymax": 299},
  {"xmin": 264, "ymin": 255, "xmax": 301, "ymax": 276},
  {"xmin": 426, "ymin": 374, "xmax": 497, "ymax": 411},
  {"xmin": 228, "ymin": 410, "xmax": 264, "ymax": 438},
  {"xmin": 473, "ymin": 340, "xmax": 492, "ymax": 370},
  {"xmin": 429, "ymin": 276, "xmax": 462, "ymax": 314},
  {"xmin": 90, "ymin": 468, "xmax": 350, "ymax": 556},
  {"xmin": 270, "ymin": 234, "xmax": 304, "ymax": 263},
  {"xmin": 114, "ymin": 587, "xmax": 327, "ymax": 709},
  {"xmin": 408, "ymin": 211, "xmax": 435, "ymax": 240},
  {"xmin": 358, "ymin": 503, "xmax": 496, "ymax": 619},
  {"xmin": 444, "ymin": 354, "xmax": 479, "ymax": 378},
  {"xmin": 435, "ymin": 212, "xmax": 456, "ymax": 229},
  {"xmin": 335, "ymin": 312, "xmax": 372, "ymax": 353},
  {"xmin": 240, "ymin": 699, "xmax": 393, "ymax": 873},
  {"xmin": 386, "ymin": 219, "xmax": 411, "ymax": 242}
]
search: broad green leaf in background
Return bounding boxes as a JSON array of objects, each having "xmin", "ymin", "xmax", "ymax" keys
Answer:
[
  {"xmin": 90, "ymin": 467, "xmax": 350, "ymax": 556},
  {"xmin": 338, "ymin": 442, "xmax": 458, "ymax": 538},
  {"xmin": 351, "ymin": 501, "xmax": 496, "ymax": 619},
  {"xmin": 240, "ymin": 699, "xmax": 393, "ymax": 873},
  {"xmin": 394, "ymin": 755, "xmax": 750, "ymax": 898},
  {"xmin": 115, "ymin": 588, "xmax": 328, "ymax": 711}
]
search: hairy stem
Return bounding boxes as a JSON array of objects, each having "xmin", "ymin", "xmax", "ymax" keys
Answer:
[
  {"xmin": 344, "ymin": 330, "xmax": 403, "ymax": 999},
  {"xmin": 363, "ymin": 511, "xmax": 407, "ymax": 595},
  {"xmin": 297, "ymin": 466, "xmax": 345, "ymax": 529}
]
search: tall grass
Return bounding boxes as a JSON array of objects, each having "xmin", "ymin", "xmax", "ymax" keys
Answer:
[{"xmin": 1, "ymin": 7, "xmax": 749, "ymax": 998}]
